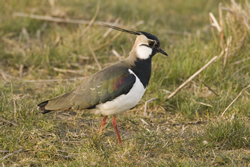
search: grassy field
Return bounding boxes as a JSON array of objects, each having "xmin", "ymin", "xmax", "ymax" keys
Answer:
[{"xmin": 0, "ymin": 0, "xmax": 250, "ymax": 166}]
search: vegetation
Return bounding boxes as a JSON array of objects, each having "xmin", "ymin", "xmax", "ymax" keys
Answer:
[{"xmin": 0, "ymin": 0, "xmax": 249, "ymax": 166}]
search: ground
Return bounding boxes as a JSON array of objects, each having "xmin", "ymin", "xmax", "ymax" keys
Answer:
[{"xmin": 0, "ymin": 0, "xmax": 249, "ymax": 166}]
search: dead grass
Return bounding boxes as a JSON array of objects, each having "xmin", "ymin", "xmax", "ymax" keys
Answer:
[{"xmin": 0, "ymin": 0, "xmax": 249, "ymax": 166}]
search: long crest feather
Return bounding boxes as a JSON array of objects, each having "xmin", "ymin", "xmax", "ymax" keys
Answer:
[{"xmin": 102, "ymin": 23, "xmax": 141, "ymax": 35}]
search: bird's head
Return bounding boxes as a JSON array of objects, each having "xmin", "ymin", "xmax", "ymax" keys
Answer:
[
  {"xmin": 103, "ymin": 24, "xmax": 168, "ymax": 60},
  {"xmin": 133, "ymin": 31, "xmax": 168, "ymax": 59}
]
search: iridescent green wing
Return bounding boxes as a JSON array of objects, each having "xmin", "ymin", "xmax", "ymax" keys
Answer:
[
  {"xmin": 72, "ymin": 66, "xmax": 136, "ymax": 109},
  {"xmin": 44, "ymin": 65, "xmax": 136, "ymax": 111}
]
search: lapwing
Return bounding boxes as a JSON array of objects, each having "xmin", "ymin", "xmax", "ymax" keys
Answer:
[{"xmin": 37, "ymin": 24, "xmax": 168, "ymax": 144}]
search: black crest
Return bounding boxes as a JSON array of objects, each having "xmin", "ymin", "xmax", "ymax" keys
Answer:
[
  {"xmin": 102, "ymin": 24, "xmax": 160, "ymax": 45},
  {"xmin": 102, "ymin": 24, "xmax": 140, "ymax": 35}
]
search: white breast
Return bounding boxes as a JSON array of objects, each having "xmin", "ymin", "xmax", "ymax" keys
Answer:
[{"xmin": 94, "ymin": 69, "xmax": 146, "ymax": 115}]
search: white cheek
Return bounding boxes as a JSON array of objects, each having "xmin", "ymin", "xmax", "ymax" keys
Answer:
[{"xmin": 136, "ymin": 45, "xmax": 152, "ymax": 59}]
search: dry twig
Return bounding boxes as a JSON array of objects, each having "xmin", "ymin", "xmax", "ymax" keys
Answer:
[
  {"xmin": 223, "ymin": 36, "xmax": 232, "ymax": 68},
  {"xmin": 0, "ymin": 150, "xmax": 9, "ymax": 153},
  {"xmin": 53, "ymin": 67, "xmax": 84, "ymax": 74},
  {"xmin": 13, "ymin": 12, "xmax": 120, "ymax": 26},
  {"xmin": 0, "ymin": 117, "xmax": 18, "ymax": 126},
  {"xmin": 0, "ymin": 149, "xmax": 23, "ymax": 162},
  {"xmin": 88, "ymin": 43, "xmax": 102, "ymax": 71},
  {"xmin": 140, "ymin": 118, "xmax": 149, "ymax": 126},
  {"xmin": 201, "ymin": 81, "xmax": 219, "ymax": 96},
  {"xmin": 167, "ymin": 56, "xmax": 218, "ymax": 99},
  {"xmin": 0, "ymin": 69, "xmax": 9, "ymax": 81},
  {"xmin": 56, "ymin": 154, "xmax": 74, "ymax": 159},
  {"xmin": 144, "ymin": 98, "xmax": 158, "ymax": 116},
  {"xmin": 229, "ymin": 57, "xmax": 250, "ymax": 66},
  {"xmin": 24, "ymin": 77, "xmax": 86, "ymax": 83},
  {"xmin": 168, "ymin": 26, "xmax": 235, "ymax": 99},
  {"xmin": 209, "ymin": 12, "xmax": 222, "ymax": 33},
  {"xmin": 19, "ymin": 64, "xmax": 24, "ymax": 78},
  {"xmin": 219, "ymin": 3, "xmax": 224, "ymax": 48},
  {"xmin": 209, "ymin": 12, "xmax": 222, "ymax": 48},
  {"xmin": 221, "ymin": 84, "xmax": 250, "ymax": 117},
  {"xmin": 93, "ymin": 31, "xmax": 123, "ymax": 51},
  {"xmin": 112, "ymin": 49, "xmax": 122, "ymax": 61},
  {"xmin": 82, "ymin": 0, "xmax": 101, "ymax": 34}
]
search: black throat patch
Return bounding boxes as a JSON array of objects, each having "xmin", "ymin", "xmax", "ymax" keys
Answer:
[{"xmin": 130, "ymin": 58, "xmax": 152, "ymax": 88}]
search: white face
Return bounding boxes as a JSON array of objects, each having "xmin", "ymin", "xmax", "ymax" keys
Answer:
[{"xmin": 136, "ymin": 43, "xmax": 153, "ymax": 59}]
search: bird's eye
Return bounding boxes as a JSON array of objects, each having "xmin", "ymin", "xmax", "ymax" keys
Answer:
[{"xmin": 148, "ymin": 41, "xmax": 155, "ymax": 47}]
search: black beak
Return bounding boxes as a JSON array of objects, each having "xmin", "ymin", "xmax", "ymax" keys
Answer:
[{"xmin": 157, "ymin": 47, "xmax": 168, "ymax": 56}]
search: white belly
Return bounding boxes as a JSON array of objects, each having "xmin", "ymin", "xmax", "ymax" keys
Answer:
[{"xmin": 94, "ymin": 69, "xmax": 146, "ymax": 115}]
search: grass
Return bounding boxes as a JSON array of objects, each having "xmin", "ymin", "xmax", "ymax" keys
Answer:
[
  {"xmin": 0, "ymin": 0, "xmax": 250, "ymax": 166},
  {"xmin": 205, "ymin": 117, "xmax": 250, "ymax": 149}
]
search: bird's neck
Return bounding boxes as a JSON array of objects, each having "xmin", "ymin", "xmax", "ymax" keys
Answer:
[{"xmin": 125, "ymin": 51, "xmax": 152, "ymax": 88}]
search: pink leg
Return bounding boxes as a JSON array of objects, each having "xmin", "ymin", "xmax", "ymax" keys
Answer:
[
  {"xmin": 99, "ymin": 116, "xmax": 108, "ymax": 135},
  {"xmin": 112, "ymin": 116, "xmax": 122, "ymax": 144}
]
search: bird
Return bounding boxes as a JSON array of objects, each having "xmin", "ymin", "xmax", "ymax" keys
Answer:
[{"xmin": 37, "ymin": 24, "xmax": 168, "ymax": 144}]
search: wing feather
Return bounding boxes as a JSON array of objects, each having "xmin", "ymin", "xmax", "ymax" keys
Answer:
[{"xmin": 43, "ymin": 64, "xmax": 136, "ymax": 111}]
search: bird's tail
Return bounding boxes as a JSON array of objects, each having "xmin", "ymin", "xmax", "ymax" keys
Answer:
[{"xmin": 37, "ymin": 101, "xmax": 52, "ymax": 114}]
